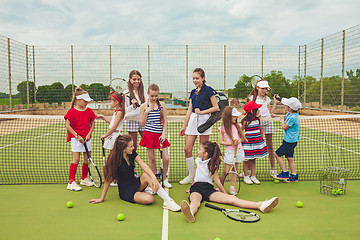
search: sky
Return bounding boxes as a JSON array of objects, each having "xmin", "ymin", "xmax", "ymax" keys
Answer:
[{"xmin": 0, "ymin": 0, "xmax": 359, "ymax": 46}]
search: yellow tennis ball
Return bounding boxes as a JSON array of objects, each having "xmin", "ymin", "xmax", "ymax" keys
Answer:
[
  {"xmin": 66, "ymin": 201, "xmax": 73, "ymax": 208},
  {"xmin": 274, "ymin": 179, "xmax": 280, "ymax": 183},
  {"xmin": 214, "ymin": 238, "xmax": 222, "ymax": 240},
  {"xmin": 296, "ymin": 201, "xmax": 303, "ymax": 208},
  {"xmin": 332, "ymin": 189, "xmax": 337, "ymax": 195},
  {"xmin": 117, "ymin": 213, "xmax": 125, "ymax": 221}
]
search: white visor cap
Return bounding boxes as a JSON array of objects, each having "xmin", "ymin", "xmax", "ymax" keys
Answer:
[
  {"xmin": 256, "ymin": 81, "xmax": 270, "ymax": 89},
  {"xmin": 76, "ymin": 93, "xmax": 93, "ymax": 102},
  {"xmin": 281, "ymin": 97, "xmax": 302, "ymax": 111},
  {"xmin": 232, "ymin": 108, "xmax": 242, "ymax": 117}
]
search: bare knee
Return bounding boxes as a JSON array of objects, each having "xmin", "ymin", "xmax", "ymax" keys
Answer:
[
  {"xmin": 135, "ymin": 193, "xmax": 154, "ymax": 205},
  {"xmin": 184, "ymin": 147, "xmax": 192, "ymax": 157}
]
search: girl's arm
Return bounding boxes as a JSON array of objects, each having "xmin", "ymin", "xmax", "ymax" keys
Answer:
[
  {"xmin": 96, "ymin": 114, "xmax": 112, "ymax": 124},
  {"xmin": 160, "ymin": 101, "xmax": 168, "ymax": 142},
  {"xmin": 195, "ymin": 95, "xmax": 219, "ymax": 115},
  {"xmin": 85, "ymin": 120, "xmax": 95, "ymax": 142},
  {"xmin": 101, "ymin": 112, "xmax": 124, "ymax": 139},
  {"xmin": 213, "ymin": 168, "xmax": 226, "ymax": 193},
  {"xmin": 65, "ymin": 119, "xmax": 84, "ymax": 143},
  {"xmin": 180, "ymin": 100, "xmax": 193, "ymax": 136},
  {"xmin": 88, "ymin": 180, "xmax": 110, "ymax": 203},
  {"xmin": 139, "ymin": 102, "xmax": 149, "ymax": 127},
  {"xmin": 135, "ymin": 155, "xmax": 159, "ymax": 192},
  {"xmin": 219, "ymin": 129, "xmax": 232, "ymax": 146}
]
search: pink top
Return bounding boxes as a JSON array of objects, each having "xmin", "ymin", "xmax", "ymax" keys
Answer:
[{"xmin": 218, "ymin": 123, "xmax": 243, "ymax": 150}]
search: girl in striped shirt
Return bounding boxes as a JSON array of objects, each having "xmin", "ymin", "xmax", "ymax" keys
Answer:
[
  {"xmin": 240, "ymin": 101, "xmax": 269, "ymax": 185},
  {"xmin": 139, "ymin": 84, "xmax": 172, "ymax": 190}
]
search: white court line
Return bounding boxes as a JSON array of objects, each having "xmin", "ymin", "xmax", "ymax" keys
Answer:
[
  {"xmin": 162, "ymin": 188, "xmax": 169, "ymax": 240},
  {"xmin": 0, "ymin": 128, "xmax": 65, "ymax": 150}
]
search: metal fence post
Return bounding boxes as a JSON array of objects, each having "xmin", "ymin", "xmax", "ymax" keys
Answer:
[
  {"xmin": 7, "ymin": 38, "xmax": 12, "ymax": 111},
  {"xmin": 32, "ymin": 46, "xmax": 36, "ymax": 104},
  {"xmin": 71, "ymin": 45, "xmax": 74, "ymax": 93},
  {"xmin": 186, "ymin": 45, "xmax": 188, "ymax": 102},
  {"xmin": 320, "ymin": 38, "xmax": 324, "ymax": 107},
  {"xmin": 26, "ymin": 44, "xmax": 29, "ymax": 109},
  {"xmin": 304, "ymin": 44, "xmax": 307, "ymax": 103},
  {"xmin": 261, "ymin": 45, "xmax": 264, "ymax": 78},
  {"xmin": 341, "ymin": 30, "xmax": 345, "ymax": 111},
  {"xmin": 298, "ymin": 45, "xmax": 301, "ymax": 99},
  {"xmin": 147, "ymin": 45, "xmax": 150, "ymax": 86},
  {"xmin": 224, "ymin": 45, "xmax": 226, "ymax": 92},
  {"xmin": 109, "ymin": 45, "xmax": 112, "ymax": 89}
]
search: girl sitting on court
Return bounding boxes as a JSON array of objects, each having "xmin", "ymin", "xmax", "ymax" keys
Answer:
[
  {"xmin": 64, "ymin": 87, "xmax": 97, "ymax": 191},
  {"xmin": 139, "ymin": 84, "xmax": 172, "ymax": 190},
  {"xmin": 247, "ymin": 79, "xmax": 278, "ymax": 177},
  {"xmin": 218, "ymin": 106, "xmax": 247, "ymax": 195},
  {"xmin": 88, "ymin": 135, "xmax": 181, "ymax": 212},
  {"xmin": 97, "ymin": 91, "xmax": 126, "ymax": 186},
  {"xmin": 180, "ymin": 141, "xmax": 278, "ymax": 223},
  {"xmin": 240, "ymin": 101, "xmax": 269, "ymax": 185}
]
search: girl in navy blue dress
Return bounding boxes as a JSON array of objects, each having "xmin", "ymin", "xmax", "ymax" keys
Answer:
[{"xmin": 88, "ymin": 135, "xmax": 180, "ymax": 211}]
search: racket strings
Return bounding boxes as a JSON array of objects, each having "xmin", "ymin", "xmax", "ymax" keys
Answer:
[
  {"xmin": 88, "ymin": 161, "xmax": 101, "ymax": 187},
  {"xmin": 226, "ymin": 211, "xmax": 259, "ymax": 221}
]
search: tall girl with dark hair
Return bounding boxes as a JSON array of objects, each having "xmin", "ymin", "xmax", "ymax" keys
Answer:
[{"xmin": 179, "ymin": 68, "xmax": 219, "ymax": 185}]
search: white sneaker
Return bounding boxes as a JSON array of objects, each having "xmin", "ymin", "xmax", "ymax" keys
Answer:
[
  {"xmin": 144, "ymin": 186, "xmax": 155, "ymax": 195},
  {"xmin": 163, "ymin": 179, "xmax": 172, "ymax": 189},
  {"xmin": 80, "ymin": 178, "xmax": 94, "ymax": 186},
  {"xmin": 238, "ymin": 172, "xmax": 245, "ymax": 177},
  {"xmin": 181, "ymin": 200, "xmax": 195, "ymax": 223},
  {"xmin": 250, "ymin": 176, "xmax": 261, "ymax": 184},
  {"xmin": 163, "ymin": 199, "xmax": 181, "ymax": 212},
  {"xmin": 110, "ymin": 181, "xmax": 118, "ymax": 187},
  {"xmin": 259, "ymin": 197, "xmax": 279, "ymax": 213},
  {"xmin": 229, "ymin": 186, "xmax": 236, "ymax": 195},
  {"xmin": 179, "ymin": 175, "xmax": 192, "ymax": 185},
  {"xmin": 270, "ymin": 169, "xmax": 278, "ymax": 177},
  {"xmin": 67, "ymin": 181, "xmax": 82, "ymax": 191},
  {"xmin": 244, "ymin": 176, "xmax": 253, "ymax": 184}
]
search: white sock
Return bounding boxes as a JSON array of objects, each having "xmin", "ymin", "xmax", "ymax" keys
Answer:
[
  {"xmin": 186, "ymin": 156, "xmax": 195, "ymax": 177},
  {"xmin": 157, "ymin": 187, "xmax": 171, "ymax": 201}
]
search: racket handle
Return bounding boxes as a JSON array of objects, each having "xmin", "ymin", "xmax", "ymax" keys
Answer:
[
  {"xmin": 205, "ymin": 203, "xmax": 223, "ymax": 211},
  {"xmin": 83, "ymin": 143, "xmax": 91, "ymax": 158}
]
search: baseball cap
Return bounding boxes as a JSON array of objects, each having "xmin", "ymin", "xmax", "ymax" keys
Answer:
[
  {"xmin": 244, "ymin": 101, "xmax": 262, "ymax": 113},
  {"xmin": 281, "ymin": 97, "xmax": 302, "ymax": 111},
  {"xmin": 76, "ymin": 93, "xmax": 93, "ymax": 102},
  {"xmin": 256, "ymin": 80, "xmax": 270, "ymax": 89},
  {"xmin": 232, "ymin": 108, "xmax": 242, "ymax": 117}
]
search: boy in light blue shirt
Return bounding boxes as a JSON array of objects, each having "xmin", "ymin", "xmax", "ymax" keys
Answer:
[{"xmin": 273, "ymin": 97, "xmax": 302, "ymax": 182}]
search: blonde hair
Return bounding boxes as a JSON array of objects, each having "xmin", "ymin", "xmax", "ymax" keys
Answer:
[
  {"xmin": 148, "ymin": 84, "xmax": 164, "ymax": 125},
  {"xmin": 71, "ymin": 87, "xmax": 88, "ymax": 108}
]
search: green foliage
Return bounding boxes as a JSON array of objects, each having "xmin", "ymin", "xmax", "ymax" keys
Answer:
[
  {"xmin": 64, "ymin": 84, "xmax": 75, "ymax": 102},
  {"xmin": 345, "ymin": 69, "xmax": 360, "ymax": 107},
  {"xmin": 88, "ymin": 83, "xmax": 108, "ymax": 101},
  {"xmin": 16, "ymin": 81, "xmax": 36, "ymax": 104}
]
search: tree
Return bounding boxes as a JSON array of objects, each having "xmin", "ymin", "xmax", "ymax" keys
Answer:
[
  {"xmin": 16, "ymin": 81, "xmax": 36, "ymax": 104},
  {"xmin": 345, "ymin": 69, "xmax": 360, "ymax": 107},
  {"xmin": 36, "ymin": 82, "xmax": 67, "ymax": 104},
  {"xmin": 65, "ymin": 84, "xmax": 76, "ymax": 102},
  {"xmin": 263, "ymin": 71, "xmax": 292, "ymax": 99},
  {"xmin": 88, "ymin": 83, "xmax": 107, "ymax": 101},
  {"xmin": 228, "ymin": 74, "xmax": 253, "ymax": 99}
]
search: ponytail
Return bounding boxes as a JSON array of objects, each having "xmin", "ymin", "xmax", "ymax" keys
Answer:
[{"xmin": 202, "ymin": 141, "xmax": 222, "ymax": 176}]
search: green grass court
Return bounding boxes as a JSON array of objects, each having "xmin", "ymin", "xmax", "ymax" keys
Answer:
[{"xmin": 1, "ymin": 181, "xmax": 360, "ymax": 240}]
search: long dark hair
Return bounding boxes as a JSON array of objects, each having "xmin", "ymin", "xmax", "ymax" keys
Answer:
[
  {"xmin": 221, "ymin": 106, "xmax": 242, "ymax": 145},
  {"xmin": 128, "ymin": 70, "xmax": 146, "ymax": 104},
  {"xmin": 241, "ymin": 109, "xmax": 260, "ymax": 128},
  {"xmin": 103, "ymin": 135, "xmax": 133, "ymax": 183},
  {"xmin": 202, "ymin": 141, "xmax": 221, "ymax": 176}
]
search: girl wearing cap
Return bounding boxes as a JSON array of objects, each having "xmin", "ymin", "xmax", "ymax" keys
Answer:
[
  {"xmin": 64, "ymin": 87, "xmax": 97, "ymax": 191},
  {"xmin": 247, "ymin": 79, "xmax": 278, "ymax": 177},
  {"xmin": 123, "ymin": 70, "xmax": 149, "ymax": 152},
  {"xmin": 273, "ymin": 97, "xmax": 301, "ymax": 182},
  {"xmin": 240, "ymin": 101, "xmax": 269, "ymax": 185},
  {"xmin": 218, "ymin": 106, "xmax": 247, "ymax": 194},
  {"xmin": 179, "ymin": 68, "xmax": 219, "ymax": 185}
]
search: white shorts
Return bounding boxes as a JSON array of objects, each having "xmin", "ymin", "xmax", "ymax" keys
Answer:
[
  {"xmin": 71, "ymin": 138, "xmax": 92, "ymax": 152},
  {"xmin": 125, "ymin": 120, "xmax": 145, "ymax": 133},
  {"xmin": 223, "ymin": 148, "xmax": 245, "ymax": 165},
  {"xmin": 103, "ymin": 131, "xmax": 121, "ymax": 150},
  {"xmin": 185, "ymin": 113, "xmax": 212, "ymax": 136},
  {"xmin": 260, "ymin": 120, "xmax": 275, "ymax": 134}
]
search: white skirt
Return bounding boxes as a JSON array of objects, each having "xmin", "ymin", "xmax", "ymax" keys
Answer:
[
  {"xmin": 71, "ymin": 138, "xmax": 92, "ymax": 152},
  {"xmin": 185, "ymin": 112, "xmax": 212, "ymax": 136},
  {"xmin": 103, "ymin": 132, "xmax": 121, "ymax": 150},
  {"xmin": 223, "ymin": 148, "xmax": 245, "ymax": 165}
]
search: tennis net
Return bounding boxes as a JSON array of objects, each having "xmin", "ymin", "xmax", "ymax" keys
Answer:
[{"xmin": 0, "ymin": 114, "xmax": 359, "ymax": 184}]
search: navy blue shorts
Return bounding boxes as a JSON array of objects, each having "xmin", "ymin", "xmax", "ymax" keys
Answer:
[
  {"xmin": 276, "ymin": 140, "xmax": 298, "ymax": 158},
  {"xmin": 118, "ymin": 177, "xmax": 143, "ymax": 203},
  {"xmin": 189, "ymin": 182, "xmax": 217, "ymax": 202}
]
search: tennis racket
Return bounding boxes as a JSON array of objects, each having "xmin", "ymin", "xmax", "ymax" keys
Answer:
[
  {"xmin": 250, "ymin": 75, "xmax": 281, "ymax": 101},
  {"xmin": 205, "ymin": 203, "xmax": 260, "ymax": 223},
  {"xmin": 110, "ymin": 77, "xmax": 140, "ymax": 108},
  {"xmin": 223, "ymin": 146, "xmax": 241, "ymax": 195},
  {"xmin": 84, "ymin": 143, "xmax": 102, "ymax": 188},
  {"xmin": 101, "ymin": 139, "xmax": 106, "ymax": 166}
]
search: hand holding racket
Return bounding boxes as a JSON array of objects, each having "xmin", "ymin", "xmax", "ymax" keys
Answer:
[
  {"xmin": 205, "ymin": 203, "xmax": 260, "ymax": 223},
  {"xmin": 110, "ymin": 77, "xmax": 140, "ymax": 108},
  {"xmin": 250, "ymin": 75, "xmax": 281, "ymax": 101},
  {"xmin": 84, "ymin": 143, "xmax": 102, "ymax": 188}
]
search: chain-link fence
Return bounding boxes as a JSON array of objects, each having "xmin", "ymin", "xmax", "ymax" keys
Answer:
[{"xmin": 1, "ymin": 24, "xmax": 359, "ymax": 112}]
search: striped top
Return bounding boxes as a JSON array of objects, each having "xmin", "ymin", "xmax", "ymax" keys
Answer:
[
  {"xmin": 144, "ymin": 105, "xmax": 163, "ymax": 134},
  {"xmin": 243, "ymin": 119, "xmax": 268, "ymax": 159}
]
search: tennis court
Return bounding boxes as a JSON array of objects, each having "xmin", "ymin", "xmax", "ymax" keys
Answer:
[{"xmin": 1, "ymin": 114, "xmax": 360, "ymax": 239}]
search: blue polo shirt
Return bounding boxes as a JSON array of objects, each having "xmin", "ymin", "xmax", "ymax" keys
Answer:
[
  {"xmin": 189, "ymin": 84, "xmax": 214, "ymax": 113},
  {"xmin": 284, "ymin": 112, "xmax": 300, "ymax": 143}
]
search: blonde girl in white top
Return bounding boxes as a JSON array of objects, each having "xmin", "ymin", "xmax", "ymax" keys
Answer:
[{"xmin": 247, "ymin": 79, "xmax": 278, "ymax": 176}]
